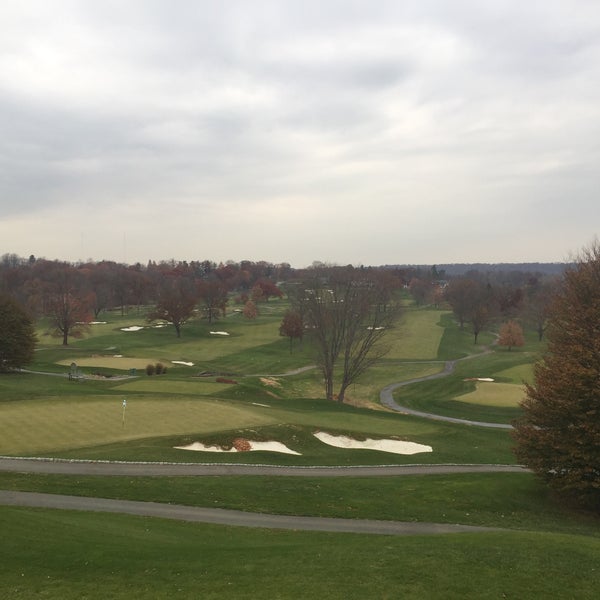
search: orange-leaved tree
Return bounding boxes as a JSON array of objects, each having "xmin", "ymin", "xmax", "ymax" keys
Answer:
[
  {"xmin": 497, "ymin": 320, "xmax": 525, "ymax": 351},
  {"xmin": 513, "ymin": 241, "xmax": 600, "ymax": 511}
]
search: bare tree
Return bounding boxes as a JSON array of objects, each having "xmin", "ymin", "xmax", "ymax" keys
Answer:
[{"xmin": 292, "ymin": 268, "xmax": 401, "ymax": 402}]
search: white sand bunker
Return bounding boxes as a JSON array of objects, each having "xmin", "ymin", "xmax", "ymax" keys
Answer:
[
  {"xmin": 314, "ymin": 431, "xmax": 432, "ymax": 455},
  {"xmin": 210, "ymin": 331, "xmax": 230, "ymax": 336},
  {"xmin": 172, "ymin": 360, "xmax": 194, "ymax": 366},
  {"xmin": 121, "ymin": 326, "xmax": 144, "ymax": 332},
  {"xmin": 175, "ymin": 440, "xmax": 301, "ymax": 455}
]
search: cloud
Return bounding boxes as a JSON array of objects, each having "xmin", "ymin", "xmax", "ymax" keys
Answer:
[{"xmin": 1, "ymin": 1, "xmax": 599, "ymax": 265}]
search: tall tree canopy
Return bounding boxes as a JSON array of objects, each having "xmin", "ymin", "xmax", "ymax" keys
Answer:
[
  {"xmin": 513, "ymin": 242, "xmax": 600, "ymax": 511},
  {"xmin": 0, "ymin": 294, "xmax": 37, "ymax": 371},
  {"xmin": 148, "ymin": 276, "xmax": 197, "ymax": 337}
]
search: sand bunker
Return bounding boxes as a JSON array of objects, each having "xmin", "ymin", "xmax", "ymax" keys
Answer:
[
  {"xmin": 121, "ymin": 326, "xmax": 144, "ymax": 332},
  {"xmin": 175, "ymin": 441, "xmax": 300, "ymax": 455},
  {"xmin": 314, "ymin": 431, "xmax": 432, "ymax": 455},
  {"xmin": 172, "ymin": 360, "xmax": 194, "ymax": 366},
  {"xmin": 210, "ymin": 331, "xmax": 230, "ymax": 336}
]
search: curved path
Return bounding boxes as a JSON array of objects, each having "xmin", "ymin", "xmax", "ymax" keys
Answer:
[{"xmin": 380, "ymin": 352, "xmax": 514, "ymax": 430}]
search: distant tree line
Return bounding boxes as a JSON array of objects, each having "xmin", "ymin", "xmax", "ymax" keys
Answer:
[
  {"xmin": 404, "ymin": 264, "xmax": 559, "ymax": 344},
  {"xmin": 0, "ymin": 255, "xmax": 296, "ymax": 343},
  {"xmin": 0, "ymin": 253, "xmax": 563, "ymax": 347}
]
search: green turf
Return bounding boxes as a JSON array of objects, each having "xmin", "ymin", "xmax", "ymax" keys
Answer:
[
  {"xmin": 457, "ymin": 381, "xmax": 525, "ymax": 407},
  {"xmin": 1, "ymin": 508, "xmax": 599, "ymax": 599},
  {"xmin": 2, "ymin": 301, "xmax": 598, "ymax": 598},
  {"xmin": 1, "ymin": 471, "xmax": 599, "ymax": 535}
]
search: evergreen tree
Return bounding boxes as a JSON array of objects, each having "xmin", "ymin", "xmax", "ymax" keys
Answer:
[{"xmin": 0, "ymin": 294, "xmax": 37, "ymax": 371}]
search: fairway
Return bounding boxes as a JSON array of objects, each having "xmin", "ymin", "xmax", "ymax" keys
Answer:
[{"xmin": 386, "ymin": 309, "xmax": 446, "ymax": 360}]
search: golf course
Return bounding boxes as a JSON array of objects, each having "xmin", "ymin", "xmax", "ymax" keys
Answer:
[{"xmin": 1, "ymin": 299, "xmax": 599, "ymax": 598}]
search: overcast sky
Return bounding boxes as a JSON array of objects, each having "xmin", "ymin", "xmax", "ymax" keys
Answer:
[{"xmin": 1, "ymin": 1, "xmax": 599, "ymax": 267}]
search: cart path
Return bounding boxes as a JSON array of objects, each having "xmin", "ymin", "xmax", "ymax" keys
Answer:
[
  {"xmin": 0, "ymin": 490, "xmax": 503, "ymax": 536},
  {"xmin": 0, "ymin": 457, "xmax": 528, "ymax": 477},
  {"xmin": 380, "ymin": 348, "xmax": 514, "ymax": 429}
]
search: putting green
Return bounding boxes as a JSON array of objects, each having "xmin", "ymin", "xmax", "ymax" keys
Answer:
[
  {"xmin": 457, "ymin": 382, "xmax": 525, "ymax": 408},
  {"xmin": 0, "ymin": 397, "xmax": 277, "ymax": 454}
]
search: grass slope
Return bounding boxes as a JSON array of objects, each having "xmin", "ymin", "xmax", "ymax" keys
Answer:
[{"xmin": 1, "ymin": 508, "xmax": 599, "ymax": 599}]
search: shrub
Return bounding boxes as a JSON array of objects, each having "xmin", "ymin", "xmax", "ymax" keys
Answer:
[
  {"xmin": 155, "ymin": 362, "xmax": 164, "ymax": 375},
  {"xmin": 233, "ymin": 438, "xmax": 252, "ymax": 452},
  {"xmin": 145, "ymin": 363, "xmax": 155, "ymax": 376}
]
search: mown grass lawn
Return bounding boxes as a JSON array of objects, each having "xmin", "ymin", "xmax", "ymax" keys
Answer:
[
  {"xmin": 2, "ymin": 301, "xmax": 599, "ymax": 599},
  {"xmin": 1, "ymin": 507, "xmax": 599, "ymax": 600}
]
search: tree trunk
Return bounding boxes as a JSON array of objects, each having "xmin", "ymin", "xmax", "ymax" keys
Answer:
[{"xmin": 337, "ymin": 384, "xmax": 349, "ymax": 403}]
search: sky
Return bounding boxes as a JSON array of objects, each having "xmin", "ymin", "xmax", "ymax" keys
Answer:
[{"xmin": 1, "ymin": 1, "xmax": 599, "ymax": 268}]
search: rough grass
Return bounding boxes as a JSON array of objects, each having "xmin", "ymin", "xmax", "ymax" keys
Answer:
[{"xmin": 56, "ymin": 357, "xmax": 163, "ymax": 370}]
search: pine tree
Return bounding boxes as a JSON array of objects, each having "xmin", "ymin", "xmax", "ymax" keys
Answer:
[{"xmin": 0, "ymin": 294, "xmax": 37, "ymax": 372}]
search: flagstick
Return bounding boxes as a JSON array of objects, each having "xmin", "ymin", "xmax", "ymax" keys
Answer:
[{"xmin": 122, "ymin": 398, "xmax": 127, "ymax": 428}]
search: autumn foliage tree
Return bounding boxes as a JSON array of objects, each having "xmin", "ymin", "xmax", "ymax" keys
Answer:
[
  {"xmin": 444, "ymin": 278, "xmax": 479, "ymax": 329},
  {"xmin": 243, "ymin": 300, "xmax": 258, "ymax": 320},
  {"xmin": 148, "ymin": 275, "xmax": 197, "ymax": 337},
  {"xmin": 46, "ymin": 291, "xmax": 93, "ymax": 345},
  {"xmin": 279, "ymin": 309, "xmax": 303, "ymax": 353},
  {"xmin": 513, "ymin": 242, "xmax": 600, "ymax": 510},
  {"xmin": 197, "ymin": 280, "xmax": 228, "ymax": 323},
  {"xmin": 497, "ymin": 320, "xmax": 525, "ymax": 351},
  {"xmin": 42, "ymin": 265, "xmax": 92, "ymax": 345}
]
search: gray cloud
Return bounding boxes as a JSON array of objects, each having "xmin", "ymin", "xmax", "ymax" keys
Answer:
[{"xmin": 1, "ymin": 1, "xmax": 599, "ymax": 265}]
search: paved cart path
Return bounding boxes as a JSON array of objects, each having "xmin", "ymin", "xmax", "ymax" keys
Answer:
[
  {"xmin": 0, "ymin": 457, "xmax": 528, "ymax": 477},
  {"xmin": 380, "ymin": 348, "xmax": 514, "ymax": 429},
  {"xmin": 0, "ymin": 490, "xmax": 503, "ymax": 536}
]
